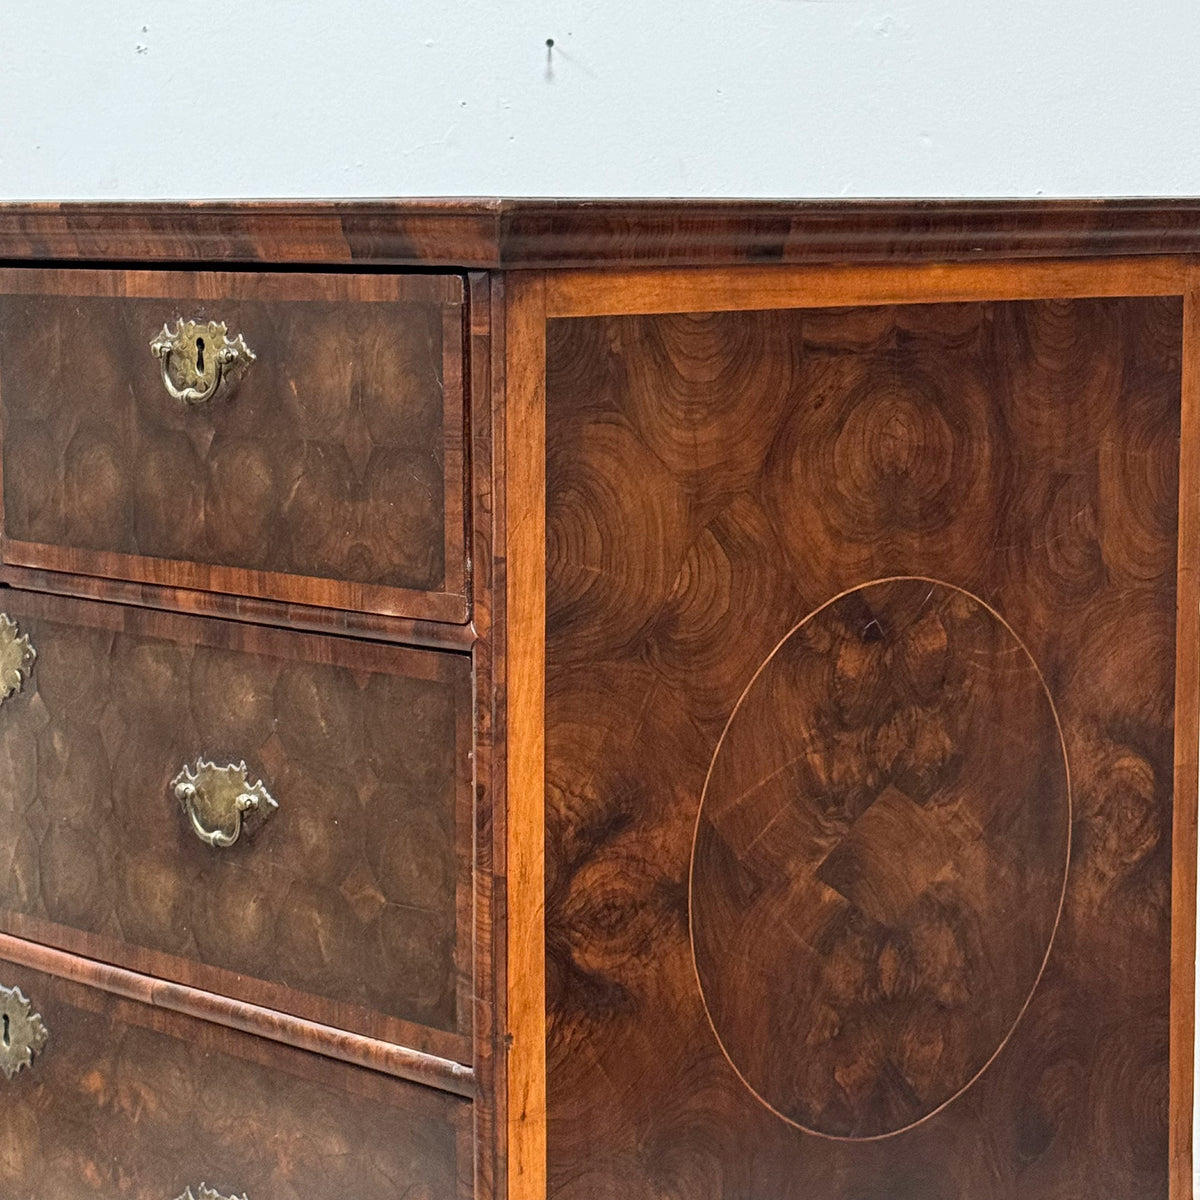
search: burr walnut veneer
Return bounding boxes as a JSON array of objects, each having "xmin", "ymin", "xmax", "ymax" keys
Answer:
[{"xmin": 0, "ymin": 199, "xmax": 1195, "ymax": 1200}]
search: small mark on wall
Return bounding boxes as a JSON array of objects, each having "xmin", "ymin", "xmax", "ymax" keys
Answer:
[{"xmin": 542, "ymin": 35, "xmax": 594, "ymax": 83}]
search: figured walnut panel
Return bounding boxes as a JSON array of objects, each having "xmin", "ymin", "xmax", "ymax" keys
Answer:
[
  {"xmin": 0, "ymin": 270, "xmax": 466, "ymax": 620},
  {"xmin": 0, "ymin": 589, "xmax": 470, "ymax": 1051},
  {"xmin": 544, "ymin": 298, "xmax": 1181, "ymax": 1198},
  {"xmin": 692, "ymin": 579, "xmax": 1070, "ymax": 1140},
  {"xmin": 0, "ymin": 959, "xmax": 469, "ymax": 1199}
]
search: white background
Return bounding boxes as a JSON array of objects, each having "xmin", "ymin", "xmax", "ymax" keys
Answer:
[
  {"xmin": 3, "ymin": 0, "xmax": 1200, "ymax": 1185},
  {"xmin": 3, "ymin": 0, "xmax": 1200, "ymax": 199}
]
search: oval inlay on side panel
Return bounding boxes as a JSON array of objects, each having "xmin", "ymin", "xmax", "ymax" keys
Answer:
[{"xmin": 689, "ymin": 577, "xmax": 1071, "ymax": 1141}]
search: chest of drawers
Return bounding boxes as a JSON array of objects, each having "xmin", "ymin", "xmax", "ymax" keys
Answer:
[{"xmin": 0, "ymin": 199, "xmax": 1194, "ymax": 1200}]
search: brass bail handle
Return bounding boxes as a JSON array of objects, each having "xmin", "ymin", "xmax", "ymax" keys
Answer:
[
  {"xmin": 150, "ymin": 318, "xmax": 255, "ymax": 406},
  {"xmin": 172, "ymin": 759, "xmax": 278, "ymax": 849}
]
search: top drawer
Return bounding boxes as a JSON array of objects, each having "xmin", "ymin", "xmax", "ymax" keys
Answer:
[{"xmin": 0, "ymin": 269, "xmax": 467, "ymax": 622}]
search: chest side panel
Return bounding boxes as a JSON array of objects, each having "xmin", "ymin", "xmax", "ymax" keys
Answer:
[{"xmin": 543, "ymin": 297, "xmax": 1182, "ymax": 1200}]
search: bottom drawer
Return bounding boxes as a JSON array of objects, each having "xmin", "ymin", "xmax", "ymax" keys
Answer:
[{"xmin": 0, "ymin": 959, "xmax": 471, "ymax": 1199}]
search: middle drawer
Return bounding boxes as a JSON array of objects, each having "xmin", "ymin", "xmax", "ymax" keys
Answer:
[{"xmin": 0, "ymin": 587, "xmax": 472, "ymax": 1062}]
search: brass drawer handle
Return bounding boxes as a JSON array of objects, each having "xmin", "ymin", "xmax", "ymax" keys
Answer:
[
  {"xmin": 171, "ymin": 759, "xmax": 278, "ymax": 849},
  {"xmin": 175, "ymin": 1187, "xmax": 250, "ymax": 1200},
  {"xmin": 0, "ymin": 614, "xmax": 35, "ymax": 707},
  {"xmin": 0, "ymin": 983, "xmax": 48, "ymax": 1079},
  {"xmin": 150, "ymin": 318, "xmax": 255, "ymax": 406}
]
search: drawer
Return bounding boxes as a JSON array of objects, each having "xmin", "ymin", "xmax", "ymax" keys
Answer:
[
  {"xmin": 0, "ymin": 268, "xmax": 467, "ymax": 622},
  {"xmin": 0, "ymin": 588, "xmax": 472, "ymax": 1060},
  {"xmin": 0, "ymin": 959, "xmax": 471, "ymax": 1199}
]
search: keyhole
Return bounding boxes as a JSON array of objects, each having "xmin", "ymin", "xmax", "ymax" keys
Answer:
[
  {"xmin": 3, "ymin": 1013, "xmax": 10, "ymax": 1048},
  {"xmin": 195, "ymin": 337, "xmax": 206, "ymax": 374}
]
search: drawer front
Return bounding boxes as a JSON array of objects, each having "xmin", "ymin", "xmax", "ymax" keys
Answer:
[
  {"xmin": 0, "ymin": 588, "xmax": 472, "ymax": 1059},
  {"xmin": 0, "ymin": 269, "xmax": 467, "ymax": 622},
  {"xmin": 0, "ymin": 960, "xmax": 470, "ymax": 1199}
]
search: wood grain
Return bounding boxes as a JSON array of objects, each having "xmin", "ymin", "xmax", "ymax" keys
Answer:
[
  {"xmin": 505, "ymin": 272, "xmax": 549, "ymax": 1200},
  {"xmin": 0, "ymin": 268, "xmax": 468, "ymax": 622},
  {"xmin": 468, "ymin": 269, "xmax": 501, "ymax": 1200},
  {"xmin": 1, "ymin": 201, "xmax": 1197, "ymax": 1200},
  {"xmin": 0, "ymin": 955, "xmax": 471, "ymax": 1199},
  {"xmin": 544, "ymin": 293, "xmax": 1183, "ymax": 1198},
  {"xmin": 544, "ymin": 256, "xmax": 1188, "ymax": 318},
  {"xmin": 5, "ymin": 199, "xmax": 1200, "ymax": 269},
  {"xmin": 500, "ymin": 200, "xmax": 1200, "ymax": 269},
  {"xmin": 0, "ymin": 587, "xmax": 472, "ymax": 1057},
  {"xmin": 690, "ymin": 578, "xmax": 1070, "ymax": 1141},
  {"xmin": 488, "ymin": 271, "xmax": 513, "ymax": 1200},
  {"xmin": 0, "ymin": 930, "xmax": 475, "ymax": 1096},
  {"xmin": 1170, "ymin": 280, "xmax": 1200, "ymax": 1197},
  {"xmin": 0, "ymin": 562, "xmax": 477, "ymax": 651},
  {"xmin": 0, "ymin": 198, "xmax": 502, "ymax": 266}
]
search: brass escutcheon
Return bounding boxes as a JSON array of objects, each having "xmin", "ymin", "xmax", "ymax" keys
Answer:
[
  {"xmin": 150, "ymin": 318, "xmax": 255, "ymax": 406},
  {"xmin": 0, "ymin": 984, "xmax": 48, "ymax": 1080},
  {"xmin": 171, "ymin": 759, "xmax": 278, "ymax": 849}
]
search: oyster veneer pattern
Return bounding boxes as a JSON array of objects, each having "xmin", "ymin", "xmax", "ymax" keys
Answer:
[
  {"xmin": 0, "ymin": 589, "xmax": 471, "ymax": 1052},
  {"xmin": 544, "ymin": 297, "xmax": 1181, "ymax": 1199},
  {"xmin": 0, "ymin": 272, "xmax": 467, "ymax": 621},
  {"xmin": 0, "ymin": 961, "xmax": 468, "ymax": 1200},
  {"xmin": 691, "ymin": 578, "xmax": 1070, "ymax": 1140}
]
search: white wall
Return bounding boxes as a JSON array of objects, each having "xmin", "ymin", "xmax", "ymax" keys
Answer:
[{"xmin": 3, "ymin": 0, "xmax": 1200, "ymax": 200}]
